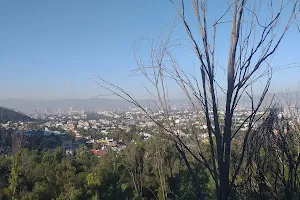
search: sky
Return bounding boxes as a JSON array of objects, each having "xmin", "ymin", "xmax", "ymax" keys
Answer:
[{"xmin": 0, "ymin": 0, "xmax": 299, "ymax": 100}]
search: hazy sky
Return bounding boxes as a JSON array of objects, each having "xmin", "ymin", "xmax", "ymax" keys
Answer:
[{"xmin": 0, "ymin": 1, "xmax": 299, "ymax": 100}]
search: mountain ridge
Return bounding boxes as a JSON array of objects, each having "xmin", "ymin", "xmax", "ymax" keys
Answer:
[
  {"xmin": 0, "ymin": 92, "xmax": 299, "ymax": 113},
  {"xmin": 0, "ymin": 98, "xmax": 190, "ymax": 113}
]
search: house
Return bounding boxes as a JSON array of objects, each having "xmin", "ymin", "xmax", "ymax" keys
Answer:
[{"xmin": 91, "ymin": 148, "xmax": 108, "ymax": 157}]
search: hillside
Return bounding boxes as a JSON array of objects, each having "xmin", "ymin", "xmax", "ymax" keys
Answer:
[{"xmin": 0, "ymin": 107, "xmax": 32, "ymax": 123}]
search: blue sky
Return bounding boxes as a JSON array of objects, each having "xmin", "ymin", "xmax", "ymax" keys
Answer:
[{"xmin": 0, "ymin": 0, "xmax": 299, "ymax": 100}]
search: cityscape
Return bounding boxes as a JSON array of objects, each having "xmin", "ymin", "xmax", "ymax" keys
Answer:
[{"xmin": 1, "ymin": 102, "xmax": 299, "ymax": 156}]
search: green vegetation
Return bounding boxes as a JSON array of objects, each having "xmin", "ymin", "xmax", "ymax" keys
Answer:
[
  {"xmin": 0, "ymin": 136, "xmax": 213, "ymax": 200},
  {"xmin": 85, "ymin": 112, "xmax": 113, "ymax": 121}
]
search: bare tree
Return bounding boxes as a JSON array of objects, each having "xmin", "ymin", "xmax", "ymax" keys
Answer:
[
  {"xmin": 95, "ymin": 0, "xmax": 300, "ymax": 199},
  {"xmin": 245, "ymin": 106, "xmax": 300, "ymax": 200}
]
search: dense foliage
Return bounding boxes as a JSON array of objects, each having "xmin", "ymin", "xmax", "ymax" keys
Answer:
[{"xmin": 0, "ymin": 136, "xmax": 213, "ymax": 200}]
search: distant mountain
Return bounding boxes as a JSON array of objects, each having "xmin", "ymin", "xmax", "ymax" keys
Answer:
[
  {"xmin": 0, "ymin": 98, "xmax": 190, "ymax": 113},
  {"xmin": 0, "ymin": 107, "xmax": 32, "ymax": 123},
  {"xmin": 0, "ymin": 92, "xmax": 298, "ymax": 114},
  {"xmin": 0, "ymin": 98, "xmax": 135, "ymax": 113}
]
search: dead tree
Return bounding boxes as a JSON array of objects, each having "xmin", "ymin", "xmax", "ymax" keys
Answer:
[
  {"xmin": 245, "ymin": 107, "xmax": 300, "ymax": 200},
  {"xmin": 95, "ymin": 0, "xmax": 300, "ymax": 199}
]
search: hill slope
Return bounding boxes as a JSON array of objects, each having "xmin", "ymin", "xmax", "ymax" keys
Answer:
[{"xmin": 0, "ymin": 107, "xmax": 32, "ymax": 123}]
